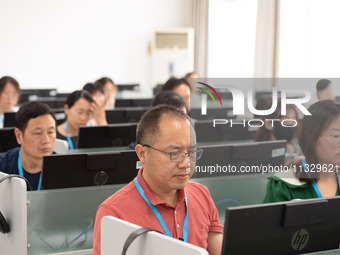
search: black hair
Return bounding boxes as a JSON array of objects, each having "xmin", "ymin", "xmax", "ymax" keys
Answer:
[
  {"xmin": 295, "ymin": 100, "xmax": 340, "ymax": 183},
  {"xmin": 316, "ymin": 79, "xmax": 332, "ymax": 92},
  {"xmin": 136, "ymin": 104, "xmax": 190, "ymax": 145},
  {"xmin": 15, "ymin": 101, "xmax": 56, "ymax": 133},
  {"xmin": 0, "ymin": 76, "xmax": 21, "ymax": 96},
  {"xmin": 65, "ymin": 90, "xmax": 94, "ymax": 109},
  {"xmin": 83, "ymin": 83, "xmax": 104, "ymax": 95},
  {"xmin": 152, "ymin": 91, "xmax": 188, "ymax": 113},
  {"xmin": 95, "ymin": 77, "xmax": 118, "ymax": 89},
  {"xmin": 162, "ymin": 77, "xmax": 191, "ymax": 92}
]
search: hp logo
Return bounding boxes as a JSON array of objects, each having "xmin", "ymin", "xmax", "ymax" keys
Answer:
[{"xmin": 291, "ymin": 229, "xmax": 309, "ymax": 251}]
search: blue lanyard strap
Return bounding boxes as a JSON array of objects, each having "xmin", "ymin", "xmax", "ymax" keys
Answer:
[
  {"xmin": 0, "ymin": 113, "xmax": 3, "ymax": 124},
  {"xmin": 64, "ymin": 122, "xmax": 74, "ymax": 150},
  {"xmin": 134, "ymin": 177, "xmax": 188, "ymax": 242},
  {"xmin": 302, "ymin": 159, "xmax": 340, "ymax": 198},
  {"xmin": 17, "ymin": 149, "xmax": 41, "ymax": 191}
]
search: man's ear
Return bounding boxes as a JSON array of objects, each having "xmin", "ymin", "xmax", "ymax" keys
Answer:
[
  {"xmin": 14, "ymin": 128, "xmax": 23, "ymax": 145},
  {"xmin": 135, "ymin": 144, "xmax": 147, "ymax": 164},
  {"xmin": 64, "ymin": 104, "xmax": 69, "ymax": 115}
]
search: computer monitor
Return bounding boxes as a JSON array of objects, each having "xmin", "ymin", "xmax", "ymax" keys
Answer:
[
  {"xmin": 222, "ymin": 196, "xmax": 340, "ymax": 255},
  {"xmin": 41, "ymin": 150, "xmax": 140, "ymax": 189},
  {"xmin": 117, "ymin": 83, "xmax": 140, "ymax": 91},
  {"xmin": 194, "ymin": 120, "xmax": 256, "ymax": 143},
  {"xmin": 115, "ymin": 99, "xmax": 152, "ymax": 108},
  {"xmin": 3, "ymin": 112, "xmax": 16, "ymax": 128},
  {"xmin": 36, "ymin": 97, "xmax": 66, "ymax": 108},
  {"xmin": 19, "ymin": 89, "xmax": 57, "ymax": 103},
  {"xmin": 124, "ymin": 107, "xmax": 148, "ymax": 122},
  {"xmin": 190, "ymin": 107, "xmax": 235, "ymax": 120},
  {"xmin": 105, "ymin": 109, "xmax": 126, "ymax": 124},
  {"xmin": 0, "ymin": 128, "xmax": 19, "ymax": 153},
  {"xmin": 77, "ymin": 123, "xmax": 137, "ymax": 149},
  {"xmin": 193, "ymin": 140, "xmax": 286, "ymax": 178}
]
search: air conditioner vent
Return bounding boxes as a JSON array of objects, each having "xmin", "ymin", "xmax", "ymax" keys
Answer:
[{"xmin": 155, "ymin": 32, "xmax": 188, "ymax": 49}]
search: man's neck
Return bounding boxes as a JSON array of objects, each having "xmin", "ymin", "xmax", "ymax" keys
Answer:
[
  {"xmin": 142, "ymin": 171, "xmax": 179, "ymax": 207},
  {"xmin": 20, "ymin": 150, "xmax": 41, "ymax": 174}
]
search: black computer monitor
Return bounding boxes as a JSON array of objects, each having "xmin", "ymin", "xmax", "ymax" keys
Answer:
[
  {"xmin": 19, "ymin": 89, "xmax": 58, "ymax": 103},
  {"xmin": 115, "ymin": 99, "xmax": 152, "ymax": 108},
  {"xmin": 124, "ymin": 107, "xmax": 148, "ymax": 122},
  {"xmin": 222, "ymin": 196, "xmax": 340, "ymax": 255},
  {"xmin": 36, "ymin": 97, "xmax": 66, "ymax": 108},
  {"xmin": 0, "ymin": 128, "xmax": 19, "ymax": 153},
  {"xmin": 41, "ymin": 150, "xmax": 140, "ymax": 189},
  {"xmin": 105, "ymin": 109, "xmax": 126, "ymax": 124},
  {"xmin": 3, "ymin": 112, "xmax": 16, "ymax": 128},
  {"xmin": 194, "ymin": 120, "xmax": 256, "ymax": 142},
  {"xmin": 193, "ymin": 140, "xmax": 286, "ymax": 178},
  {"xmin": 117, "ymin": 84, "xmax": 140, "ymax": 91},
  {"xmin": 190, "ymin": 107, "xmax": 235, "ymax": 120},
  {"xmin": 77, "ymin": 123, "xmax": 137, "ymax": 149}
]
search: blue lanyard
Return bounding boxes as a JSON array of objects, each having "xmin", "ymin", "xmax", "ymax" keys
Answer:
[
  {"xmin": 302, "ymin": 159, "xmax": 340, "ymax": 198},
  {"xmin": 0, "ymin": 113, "xmax": 3, "ymax": 124},
  {"xmin": 64, "ymin": 122, "xmax": 74, "ymax": 150},
  {"xmin": 134, "ymin": 177, "xmax": 188, "ymax": 242},
  {"xmin": 17, "ymin": 149, "xmax": 41, "ymax": 191}
]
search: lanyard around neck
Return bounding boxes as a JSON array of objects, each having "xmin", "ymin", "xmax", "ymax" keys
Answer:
[
  {"xmin": 64, "ymin": 121, "xmax": 74, "ymax": 150},
  {"xmin": 17, "ymin": 149, "xmax": 41, "ymax": 191},
  {"xmin": 134, "ymin": 177, "xmax": 188, "ymax": 242},
  {"xmin": 0, "ymin": 113, "xmax": 3, "ymax": 124},
  {"xmin": 302, "ymin": 159, "xmax": 340, "ymax": 198}
]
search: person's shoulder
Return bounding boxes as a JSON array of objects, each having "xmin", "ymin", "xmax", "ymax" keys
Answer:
[
  {"xmin": 0, "ymin": 147, "xmax": 20, "ymax": 173},
  {"xmin": 271, "ymin": 168, "xmax": 308, "ymax": 189},
  {"xmin": 101, "ymin": 180, "xmax": 137, "ymax": 207},
  {"xmin": 186, "ymin": 181, "xmax": 212, "ymax": 197}
]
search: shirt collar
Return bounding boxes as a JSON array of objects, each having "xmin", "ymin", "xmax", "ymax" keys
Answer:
[{"xmin": 136, "ymin": 168, "xmax": 186, "ymax": 208}]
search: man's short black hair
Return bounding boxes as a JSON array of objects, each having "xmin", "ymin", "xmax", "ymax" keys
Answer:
[
  {"xmin": 162, "ymin": 77, "xmax": 191, "ymax": 92},
  {"xmin": 15, "ymin": 101, "xmax": 56, "ymax": 133},
  {"xmin": 136, "ymin": 104, "xmax": 190, "ymax": 145},
  {"xmin": 83, "ymin": 83, "xmax": 104, "ymax": 95},
  {"xmin": 316, "ymin": 79, "xmax": 332, "ymax": 91}
]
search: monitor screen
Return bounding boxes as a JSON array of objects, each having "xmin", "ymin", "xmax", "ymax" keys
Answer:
[
  {"xmin": 222, "ymin": 197, "xmax": 340, "ymax": 255},
  {"xmin": 117, "ymin": 83, "xmax": 140, "ymax": 91},
  {"xmin": 105, "ymin": 107, "xmax": 148, "ymax": 124},
  {"xmin": 115, "ymin": 99, "xmax": 152, "ymax": 108},
  {"xmin": 0, "ymin": 128, "xmax": 19, "ymax": 153},
  {"xmin": 193, "ymin": 140, "xmax": 286, "ymax": 178},
  {"xmin": 190, "ymin": 107, "xmax": 235, "ymax": 120},
  {"xmin": 4, "ymin": 112, "xmax": 16, "ymax": 128},
  {"xmin": 194, "ymin": 120, "xmax": 256, "ymax": 143},
  {"xmin": 41, "ymin": 150, "xmax": 140, "ymax": 189},
  {"xmin": 77, "ymin": 123, "xmax": 137, "ymax": 149},
  {"xmin": 105, "ymin": 109, "xmax": 125, "ymax": 124},
  {"xmin": 19, "ymin": 89, "xmax": 57, "ymax": 103}
]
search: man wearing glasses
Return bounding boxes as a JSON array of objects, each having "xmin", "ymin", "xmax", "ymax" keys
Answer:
[{"xmin": 93, "ymin": 104, "xmax": 223, "ymax": 255}]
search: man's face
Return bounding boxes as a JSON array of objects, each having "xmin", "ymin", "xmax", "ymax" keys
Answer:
[
  {"xmin": 142, "ymin": 115, "xmax": 196, "ymax": 193},
  {"xmin": 173, "ymin": 84, "xmax": 191, "ymax": 111},
  {"xmin": 15, "ymin": 114, "xmax": 56, "ymax": 160}
]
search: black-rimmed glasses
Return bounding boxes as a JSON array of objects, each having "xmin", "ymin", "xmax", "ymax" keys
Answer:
[{"xmin": 143, "ymin": 144, "xmax": 203, "ymax": 163}]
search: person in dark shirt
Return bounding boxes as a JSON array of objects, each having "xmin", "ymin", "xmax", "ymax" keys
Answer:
[
  {"xmin": 0, "ymin": 101, "xmax": 56, "ymax": 190},
  {"xmin": 56, "ymin": 90, "xmax": 94, "ymax": 149}
]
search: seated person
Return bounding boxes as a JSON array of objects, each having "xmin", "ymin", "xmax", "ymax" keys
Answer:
[
  {"xmin": 0, "ymin": 76, "xmax": 21, "ymax": 128},
  {"xmin": 95, "ymin": 77, "xmax": 118, "ymax": 110},
  {"xmin": 254, "ymin": 98, "xmax": 301, "ymax": 159},
  {"xmin": 316, "ymin": 79, "xmax": 334, "ymax": 101},
  {"xmin": 93, "ymin": 105, "xmax": 223, "ymax": 255},
  {"xmin": 0, "ymin": 102, "xmax": 56, "ymax": 190},
  {"xmin": 83, "ymin": 83, "xmax": 108, "ymax": 126},
  {"xmin": 162, "ymin": 77, "xmax": 191, "ymax": 112},
  {"xmin": 263, "ymin": 100, "xmax": 340, "ymax": 203},
  {"xmin": 125, "ymin": 91, "xmax": 188, "ymax": 150},
  {"xmin": 56, "ymin": 90, "xmax": 94, "ymax": 150}
]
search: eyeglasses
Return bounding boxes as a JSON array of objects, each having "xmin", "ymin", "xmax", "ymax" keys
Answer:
[{"xmin": 143, "ymin": 144, "xmax": 203, "ymax": 163}]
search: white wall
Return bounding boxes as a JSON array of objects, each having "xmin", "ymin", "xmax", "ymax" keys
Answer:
[{"xmin": 0, "ymin": 0, "xmax": 188, "ymax": 93}]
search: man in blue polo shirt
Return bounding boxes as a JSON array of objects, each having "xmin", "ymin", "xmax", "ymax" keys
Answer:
[{"xmin": 0, "ymin": 101, "xmax": 56, "ymax": 190}]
